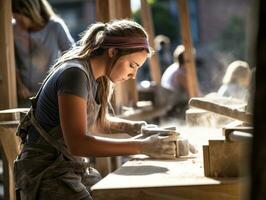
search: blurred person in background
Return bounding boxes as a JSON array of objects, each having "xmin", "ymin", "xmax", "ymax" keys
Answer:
[
  {"xmin": 218, "ymin": 60, "xmax": 251, "ymax": 101},
  {"xmin": 12, "ymin": 0, "xmax": 75, "ymax": 107},
  {"xmin": 161, "ymin": 45, "xmax": 189, "ymax": 113},
  {"xmin": 154, "ymin": 34, "xmax": 172, "ymax": 73}
]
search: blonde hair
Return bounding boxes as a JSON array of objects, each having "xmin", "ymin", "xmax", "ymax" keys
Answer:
[
  {"xmin": 12, "ymin": 0, "xmax": 55, "ymax": 27},
  {"xmin": 154, "ymin": 34, "xmax": 170, "ymax": 50},
  {"xmin": 173, "ymin": 45, "xmax": 185, "ymax": 64},
  {"xmin": 222, "ymin": 60, "xmax": 251, "ymax": 85},
  {"xmin": 50, "ymin": 19, "xmax": 150, "ymax": 124}
]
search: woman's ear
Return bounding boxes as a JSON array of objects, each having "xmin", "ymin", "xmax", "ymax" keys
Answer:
[{"xmin": 108, "ymin": 48, "xmax": 117, "ymax": 58}]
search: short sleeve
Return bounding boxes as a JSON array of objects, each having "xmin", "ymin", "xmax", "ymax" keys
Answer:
[{"xmin": 57, "ymin": 67, "xmax": 89, "ymax": 100}]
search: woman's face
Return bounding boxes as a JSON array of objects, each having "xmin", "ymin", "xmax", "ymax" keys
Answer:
[{"xmin": 109, "ymin": 50, "xmax": 148, "ymax": 83}]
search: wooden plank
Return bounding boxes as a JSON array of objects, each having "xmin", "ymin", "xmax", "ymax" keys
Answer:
[
  {"xmin": 176, "ymin": 0, "xmax": 199, "ymax": 98},
  {"xmin": 186, "ymin": 107, "xmax": 236, "ymax": 127},
  {"xmin": 0, "ymin": 0, "xmax": 17, "ymax": 109},
  {"xmin": 189, "ymin": 98, "xmax": 252, "ymax": 124},
  {"xmin": 140, "ymin": 0, "xmax": 161, "ymax": 84}
]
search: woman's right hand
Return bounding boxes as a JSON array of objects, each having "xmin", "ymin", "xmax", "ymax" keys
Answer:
[{"xmin": 140, "ymin": 133, "xmax": 178, "ymax": 159}]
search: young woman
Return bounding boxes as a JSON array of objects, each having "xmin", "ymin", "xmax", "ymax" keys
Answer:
[
  {"xmin": 14, "ymin": 19, "xmax": 177, "ymax": 199},
  {"xmin": 12, "ymin": 0, "xmax": 75, "ymax": 106}
]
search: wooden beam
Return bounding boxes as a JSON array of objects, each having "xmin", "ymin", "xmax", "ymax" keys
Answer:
[
  {"xmin": 176, "ymin": 0, "xmax": 199, "ymax": 98},
  {"xmin": 109, "ymin": 0, "xmax": 131, "ymax": 19},
  {"xmin": 0, "ymin": 0, "xmax": 17, "ymax": 109},
  {"xmin": 96, "ymin": 0, "xmax": 110, "ymax": 22},
  {"xmin": 140, "ymin": 0, "xmax": 161, "ymax": 84}
]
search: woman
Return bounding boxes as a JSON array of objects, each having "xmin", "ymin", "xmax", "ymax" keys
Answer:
[
  {"xmin": 12, "ymin": 0, "xmax": 75, "ymax": 106},
  {"xmin": 218, "ymin": 60, "xmax": 251, "ymax": 100},
  {"xmin": 14, "ymin": 19, "xmax": 177, "ymax": 199}
]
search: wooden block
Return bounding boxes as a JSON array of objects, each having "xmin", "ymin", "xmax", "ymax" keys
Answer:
[{"xmin": 205, "ymin": 140, "xmax": 246, "ymax": 177}]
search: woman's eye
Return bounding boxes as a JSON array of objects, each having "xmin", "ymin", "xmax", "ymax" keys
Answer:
[{"xmin": 130, "ymin": 64, "xmax": 135, "ymax": 69}]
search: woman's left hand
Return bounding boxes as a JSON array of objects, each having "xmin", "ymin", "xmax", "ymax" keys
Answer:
[{"xmin": 126, "ymin": 121, "xmax": 147, "ymax": 137}]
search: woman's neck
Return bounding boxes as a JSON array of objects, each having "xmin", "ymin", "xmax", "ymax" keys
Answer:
[{"xmin": 89, "ymin": 54, "xmax": 109, "ymax": 80}]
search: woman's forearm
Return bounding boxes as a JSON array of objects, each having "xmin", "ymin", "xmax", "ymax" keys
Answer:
[
  {"xmin": 103, "ymin": 116, "xmax": 145, "ymax": 135},
  {"xmin": 67, "ymin": 134, "xmax": 143, "ymax": 157}
]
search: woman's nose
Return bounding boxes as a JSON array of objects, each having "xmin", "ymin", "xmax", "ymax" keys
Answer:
[{"xmin": 128, "ymin": 71, "xmax": 137, "ymax": 79}]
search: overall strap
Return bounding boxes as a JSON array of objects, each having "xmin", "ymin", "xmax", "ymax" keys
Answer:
[
  {"xmin": 27, "ymin": 61, "xmax": 90, "ymax": 160},
  {"xmin": 30, "ymin": 109, "xmax": 75, "ymax": 161}
]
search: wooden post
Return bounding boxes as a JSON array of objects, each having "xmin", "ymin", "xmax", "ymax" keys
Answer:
[
  {"xmin": 96, "ymin": 0, "xmax": 110, "ymax": 22},
  {"xmin": 140, "ymin": 0, "xmax": 161, "ymax": 84},
  {"xmin": 108, "ymin": 0, "xmax": 139, "ymax": 111},
  {"xmin": 176, "ymin": 0, "xmax": 199, "ymax": 98},
  {"xmin": 0, "ymin": 0, "xmax": 17, "ymax": 109}
]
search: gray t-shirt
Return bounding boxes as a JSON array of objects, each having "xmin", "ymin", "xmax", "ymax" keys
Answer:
[
  {"xmin": 28, "ymin": 60, "xmax": 98, "ymax": 142},
  {"xmin": 14, "ymin": 17, "xmax": 75, "ymax": 93}
]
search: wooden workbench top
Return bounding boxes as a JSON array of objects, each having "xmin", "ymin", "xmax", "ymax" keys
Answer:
[{"xmin": 91, "ymin": 127, "xmax": 246, "ymax": 200}]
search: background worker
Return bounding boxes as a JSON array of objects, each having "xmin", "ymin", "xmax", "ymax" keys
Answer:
[
  {"xmin": 12, "ymin": 0, "xmax": 75, "ymax": 106},
  {"xmin": 161, "ymin": 45, "xmax": 189, "ymax": 116},
  {"xmin": 218, "ymin": 60, "xmax": 251, "ymax": 101}
]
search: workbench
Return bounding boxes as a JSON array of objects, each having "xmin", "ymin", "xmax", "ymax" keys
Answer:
[{"xmin": 91, "ymin": 127, "xmax": 248, "ymax": 200}]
